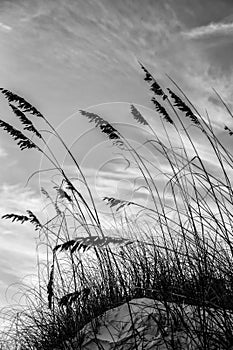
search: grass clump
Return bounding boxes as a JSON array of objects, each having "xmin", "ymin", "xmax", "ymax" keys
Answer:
[{"xmin": 1, "ymin": 63, "xmax": 233, "ymax": 349}]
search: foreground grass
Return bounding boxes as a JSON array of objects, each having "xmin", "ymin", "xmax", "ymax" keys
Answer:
[{"xmin": 1, "ymin": 64, "xmax": 233, "ymax": 348}]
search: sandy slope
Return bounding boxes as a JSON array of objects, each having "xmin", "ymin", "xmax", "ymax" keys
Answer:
[{"xmin": 67, "ymin": 297, "xmax": 233, "ymax": 349}]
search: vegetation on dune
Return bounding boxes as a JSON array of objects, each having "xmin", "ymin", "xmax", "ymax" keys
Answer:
[{"xmin": 1, "ymin": 63, "xmax": 233, "ymax": 349}]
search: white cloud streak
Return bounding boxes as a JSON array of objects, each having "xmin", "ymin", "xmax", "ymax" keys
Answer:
[
  {"xmin": 0, "ymin": 22, "xmax": 12, "ymax": 32},
  {"xmin": 0, "ymin": 146, "xmax": 7, "ymax": 158},
  {"xmin": 183, "ymin": 21, "xmax": 233, "ymax": 39}
]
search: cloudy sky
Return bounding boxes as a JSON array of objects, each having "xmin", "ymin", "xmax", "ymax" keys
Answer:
[{"xmin": 1, "ymin": 0, "xmax": 233, "ymax": 320}]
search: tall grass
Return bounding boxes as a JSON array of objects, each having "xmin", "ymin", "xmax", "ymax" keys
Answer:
[{"xmin": 1, "ymin": 63, "xmax": 233, "ymax": 349}]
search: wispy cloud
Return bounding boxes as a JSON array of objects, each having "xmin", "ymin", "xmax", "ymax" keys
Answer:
[
  {"xmin": 0, "ymin": 146, "xmax": 7, "ymax": 158},
  {"xmin": 0, "ymin": 184, "xmax": 44, "ymax": 308},
  {"xmin": 182, "ymin": 21, "xmax": 233, "ymax": 40},
  {"xmin": 0, "ymin": 183, "xmax": 43, "ymax": 216},
  {"xmin": 0, "ymin": 22, "xmax": 12, "ymax": 32}
]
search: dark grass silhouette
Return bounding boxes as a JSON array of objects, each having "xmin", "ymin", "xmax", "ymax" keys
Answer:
[{"xmin": 1, "ymin": 63, "xmax": 233, "ymax": 349}]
